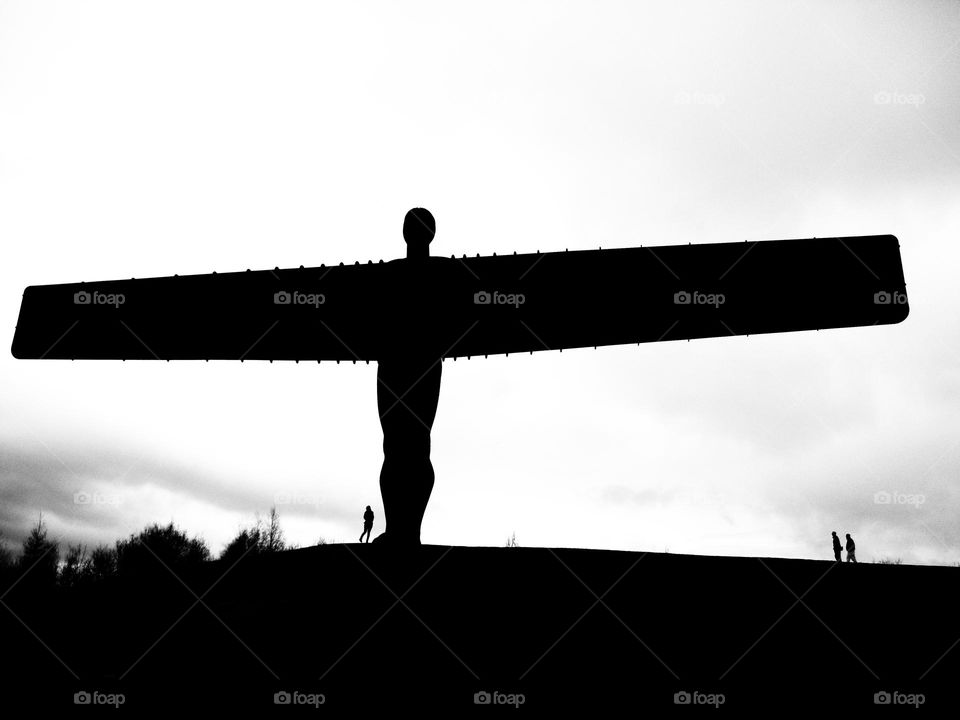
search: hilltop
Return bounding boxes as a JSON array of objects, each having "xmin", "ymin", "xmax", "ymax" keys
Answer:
[{"xmin": 3, "ymin": 544, "xmax": 956, "ymax": 711}]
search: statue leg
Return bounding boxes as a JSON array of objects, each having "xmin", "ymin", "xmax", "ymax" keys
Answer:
[{"xmin": 376, "ymin": 358, "xmax": 442, "ymax": 544}]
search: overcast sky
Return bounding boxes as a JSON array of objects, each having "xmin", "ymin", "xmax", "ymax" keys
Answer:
[{"xmin": 1, "ymin": 0, "xmax": 958, "ymax": 564}]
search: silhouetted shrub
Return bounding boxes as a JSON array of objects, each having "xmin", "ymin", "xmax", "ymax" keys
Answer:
[
  {"xmin": 58, "ymin": 543, "xmax": 117, "ymax": 587},
  {"xmin": 116, "ymin": 522, "xmax": 210, "ymax": 576},
  {"xmin": 219, "ymin": 506, "xmax": 288, "ymax": 563},
  {"xmin": 220, "ymin": 527, "xmax": 263, "ymax": 565},
  {"xmin": 88, "ymin": 544, "xmax": 118, "ymax": 581}
]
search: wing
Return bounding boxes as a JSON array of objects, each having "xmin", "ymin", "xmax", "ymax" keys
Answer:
[
  {"xmin": 11, "ymin": 262, "xmax": 393, "ymax": 361},
  {"xmin": 11, "ymin": 234, "xmax": 908, "ymax": 362},
  {"xmin": 448, "ymin": 234, "xmax": 909, "ymax": 357}
]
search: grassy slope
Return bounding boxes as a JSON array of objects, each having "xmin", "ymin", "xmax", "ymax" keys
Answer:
[{"xmin": 2, "ymin": 545, "xmax": 956, "ymax": 711}]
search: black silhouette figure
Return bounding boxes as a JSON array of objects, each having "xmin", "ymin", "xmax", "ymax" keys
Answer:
[
  {"xmin": 359, "ymin": 505, "xmax": 374, "ymax": 543},
  {"xmin": 832, "ymin": 531, "xmax": 842, "ymax": 562},
  {"xmin": 10, "ymin": 207, "xmax": 910, "ymax": 548},
  {"xmin": 372, "ymin": 208, "xmax": 446, "ymax": 547},
  {"xmin": 845, "ymin": 533, "xmax": 857, "ymax": 563}
]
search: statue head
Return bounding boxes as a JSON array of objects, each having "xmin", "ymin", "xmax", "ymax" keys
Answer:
[{"xmin": 403, "ymin": 208, "xmax": 435, "ymax": 259}]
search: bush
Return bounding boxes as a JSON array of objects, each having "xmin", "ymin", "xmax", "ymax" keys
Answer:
[
  {"xmin": 219, "ymin": 506, "xmax": 288, "ymax": 564},
  {"xmin": 220, "ymin": 527, "xmax": 264, "ymax": 565},
  {"xmin": 89, "ymin": 544, "xmax": 118, "ymax": 582},
  {"xmin": 116, "ymin": 522, "xmax": 210, "ymax": 576}
]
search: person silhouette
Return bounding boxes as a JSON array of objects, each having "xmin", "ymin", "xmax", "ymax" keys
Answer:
[
  {"xmin": 845, "ymin": 533, "xmax": 857, "ymax": 563},
  {"xmin": 831, "ymin": 531, "xmax": 842, "ymax": 562},
  {"xmin": 372, "ymin": 208, "xmax": 449, "ymax": 547},
  {"xmin": 359, "ymin": 505, "xmax": 374, "ymax": 543}
]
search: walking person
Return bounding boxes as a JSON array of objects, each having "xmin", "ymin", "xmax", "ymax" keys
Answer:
[
  {"xmin": 359, "ymin": 505, "xmax": 374, "ymax": 543},
  {"xmin": 832, "ymin": 531, "xmax": 842, "ymax": 562},
  {"xmin": 845, "ymin": 533, "xmax": 857, "ymax": 563}
]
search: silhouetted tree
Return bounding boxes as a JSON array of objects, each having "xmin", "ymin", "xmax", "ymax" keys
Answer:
[
  {"xmin": 59, "ymin": 543, "xmax": 91, "ymax": 587},
  {"xmin": 88, "ymin": 543, "xmax": 118, "ymax": 582},
  {"xmin": 0, "ymin": 532, "xmax": 13, "ymax": 569},
  {"xmin": 116, "ymin": 522, "xmax": 210, "ymax": 576},
  {"xmin": 261, "ymin": 506, "xmax": 286, "ymax": 553},
  {"xmin": 18, "ymin": 514, "xmax": 59, "ymax": 589},
  {"xmin": 219, "ymin": 507, "xmax": 289, "ymax": 563},
  {"xmin": 219, "ymin": 526, "xmax": 263, "ymax": 565}
]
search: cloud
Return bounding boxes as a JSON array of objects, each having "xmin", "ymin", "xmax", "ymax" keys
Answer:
[
  {"xmin": 1, "ymin": 0, "xmax": 959, "ymax": 563},
  {"xmin": 0, "ymin": 437, "xmax": 356, "ymax": 552}
]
